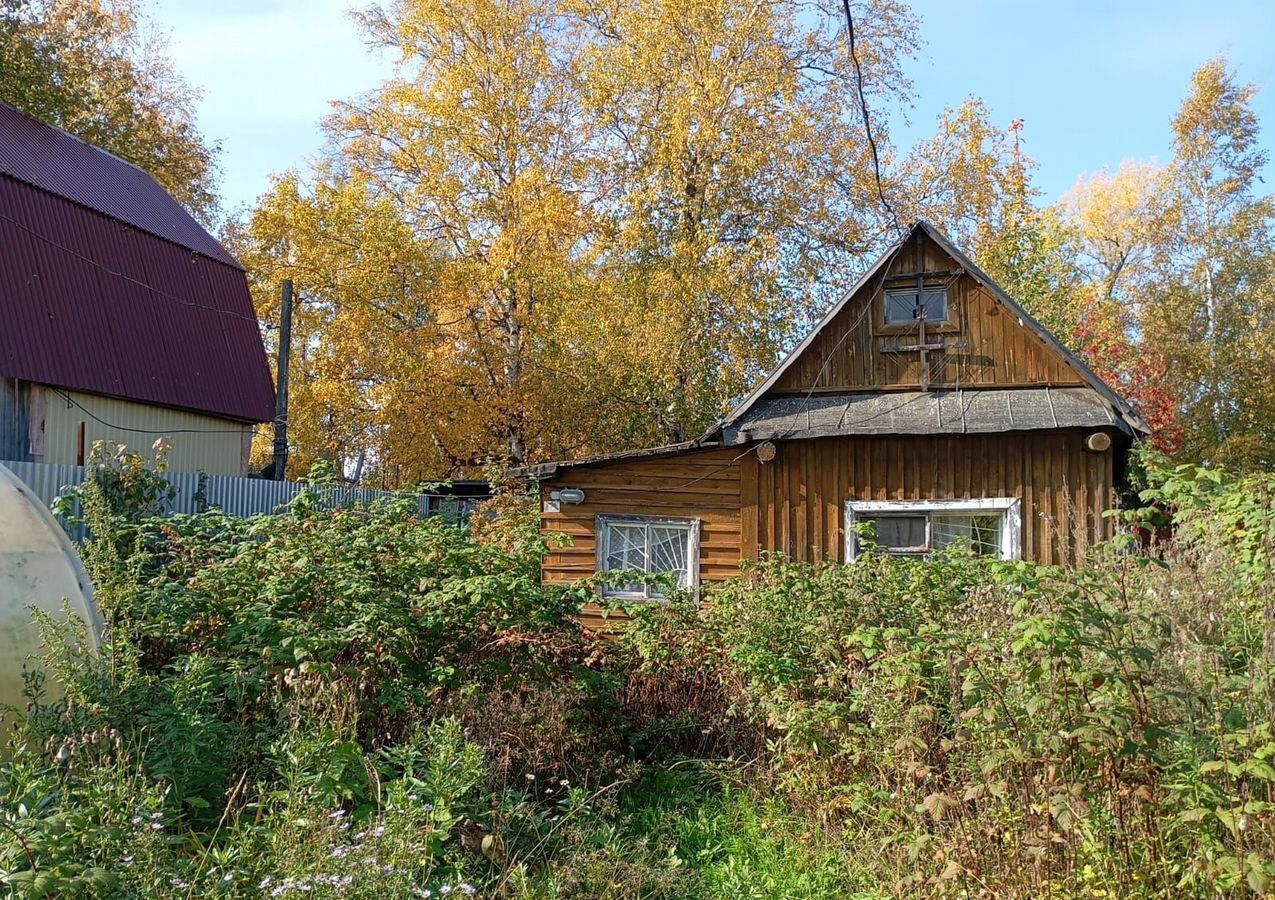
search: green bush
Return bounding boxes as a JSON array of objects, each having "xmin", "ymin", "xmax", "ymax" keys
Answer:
[{"xmin": 4, "ymin": 453, "xmax": 1275, "ymax": 897}]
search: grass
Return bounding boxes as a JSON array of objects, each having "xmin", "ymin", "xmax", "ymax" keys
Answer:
[{"xmin": 611, "ymin": 767, "xmax": 873, "ymax": 900}]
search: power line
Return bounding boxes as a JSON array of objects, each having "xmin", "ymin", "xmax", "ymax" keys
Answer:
[
  {"xmin": 0, "ymin": 211, "xmax": 264, "ymax": 326},
  {"xmin": 841, "ymin": 0, "xmax": 902, "ymax": 238},
  {"xmin": 52, "ymin": 388, "xmax": 265, "ymax": 436}
]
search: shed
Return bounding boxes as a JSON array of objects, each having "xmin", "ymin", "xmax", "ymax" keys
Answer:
[{"xmin": 518, "ymin": 222, "xmax": 1149, "ymax": 626}]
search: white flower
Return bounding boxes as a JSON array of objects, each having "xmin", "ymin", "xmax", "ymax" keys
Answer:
[
  {"xmin": 150, "ymin": 822, "xmax": 164, "ymax": 831},
  {"xmin": 329, "ymin": 809, "xmax": 346, "ymax": 819}
]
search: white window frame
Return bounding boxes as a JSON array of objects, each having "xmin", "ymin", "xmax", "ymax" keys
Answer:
[
  {"xmin": 884, "ymin": 286, "xmax": 950, "ymax": 325},
  {"xmin": 844, "ymin": 498, "xmax": 1022, "ymax": 562},
  {"xmin": 595, "ymin": 514, "xmax": 701, "ymax": 601}
]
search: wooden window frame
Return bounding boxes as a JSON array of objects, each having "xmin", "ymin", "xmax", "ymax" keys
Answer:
[
  {"xmin": 876, "ymin": 280, "xmax": 960, "ymax": 336},
  {"xmin": 595, "ymin": 514, "xmax": 701, "ymax": 601},
  {"xmin": 844, "ymin": 498, "xmax": 1022, "ymax": 562}
]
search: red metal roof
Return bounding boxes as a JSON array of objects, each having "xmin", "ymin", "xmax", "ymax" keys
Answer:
[
  {"xmin": 0, "ymin": 102, "xmax": 239, "ymax": 266},
  {"xmin": 0, "ymin": 106, "xmax": 274, "ymax": 423}
]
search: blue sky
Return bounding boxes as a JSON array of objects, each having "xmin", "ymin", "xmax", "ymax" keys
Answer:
[{"xmin": 151, "ymin": 0, "xmax": 1275, "ymax": 216}]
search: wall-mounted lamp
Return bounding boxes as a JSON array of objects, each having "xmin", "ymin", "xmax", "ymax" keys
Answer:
[
  {"xmin": 756, "ymin": 441, "xmax": 777, "ymax": 463},
  {"xmin": 551, "ymin": 488, "xmax": 586, "ymax": 504}
]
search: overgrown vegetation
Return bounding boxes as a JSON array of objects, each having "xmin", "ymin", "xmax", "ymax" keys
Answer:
[{"xmin": 3, "ymin": 449, "xmax": 1275, "ymax": 897}]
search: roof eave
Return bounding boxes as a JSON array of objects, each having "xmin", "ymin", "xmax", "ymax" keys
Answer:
[{"xmin": 509, "ymin": 438, "xmax": 718, "ymax": 481}]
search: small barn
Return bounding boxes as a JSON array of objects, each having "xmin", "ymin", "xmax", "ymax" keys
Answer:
[
  {"xmin": 0, "ymin": 102, "xmax": 274, "ymax": 476},
  {"xmin": 521, "ymin": 221, "xmax": 1149, "ymax": 624}
]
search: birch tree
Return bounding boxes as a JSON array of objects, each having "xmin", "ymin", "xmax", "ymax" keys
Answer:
[{"xmin": 1145, "ymin": 59, "xmax": 1275, "ymax": 466}]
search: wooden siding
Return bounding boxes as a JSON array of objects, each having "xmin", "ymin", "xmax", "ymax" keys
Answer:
[
  {"xmin": 745, "ymin": 431, "xmax": 1114, "ymax": 568},
  {"xmin": 771, "ymin": 231, "xmax": 1087, "ymax": 394},
  {"xmin": 541, "ymin": 431, "xmax": 1116, "ymax": 612},
  {"xmin": 540, "ymin": 447, "xmax": 743, "ymax": 628}
]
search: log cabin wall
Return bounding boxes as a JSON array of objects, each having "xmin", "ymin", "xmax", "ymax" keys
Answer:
[
  {"xmin": 540, "ymin": 446, "xmax": 743, "ymax": 628},
  {"xmin": 742, "ymin": 431, "xmax": 1115, "ymax": 568},
  {"xmin": 771, "ymin": 231, "xmax": 1088, "ymax": 393},
  {"xmin": 540, "ymin": 429, "xmax": 1117, "ymax": 611}
]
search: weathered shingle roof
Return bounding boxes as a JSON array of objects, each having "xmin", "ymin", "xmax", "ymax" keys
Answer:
[
  {"xmin": 721, "ymin": 387, "xmax": 1129, "ymax": 443},
  {"xmin": 0, "ymin": 103, "xmax": 275, "ymax": 422}
]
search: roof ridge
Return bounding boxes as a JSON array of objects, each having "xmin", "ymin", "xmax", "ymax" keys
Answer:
[
  {"xmin": 0, "ymin": 100, "xmax": 155, "ymax": 179},
  {"xmin": 0, "ymin": 101, "xmax": 240, "ymax": 269}
]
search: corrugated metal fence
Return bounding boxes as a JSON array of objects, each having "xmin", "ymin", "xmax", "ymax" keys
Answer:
[{"xmin": 1, "ymin": 461, "xmax": 488, "ymax": 539}]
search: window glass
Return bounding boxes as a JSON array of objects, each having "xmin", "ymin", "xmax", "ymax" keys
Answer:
[
  {"xmin": 920, "ymin": 289, "xmax": 948, "ymax": 322},
  {"xmin": 932, "ymin": 514, "xmax": 1001, "ymax": 556},
  {"xmin": 885, "ymin": 290, "xmax": 917, "ymax": 324},
  {"xmin": 863, "ymin": 515, "xmax": 927, "ymax": 552},
  {"xmin": 854, "ymin": 508, "xmax": 1006, "ymax": 559},
  {"xmin": 649, "ymin": 526, "xmax": 691, "ymax": 589},
  {"xmin": 600, "ymin": 518, "xmax": 695, "ymax": 598},
  {"xmin": 884, "ymin": 287, "xmax": 949, "ymax": 324},
  {"xmin": 604, "ymin": 523, "xmax": 647, "ymax": 595}
]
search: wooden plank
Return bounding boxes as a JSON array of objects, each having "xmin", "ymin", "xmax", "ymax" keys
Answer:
[
  {"xmin": 793, "ymin": 441, "xmax": 808, "ymax": 561},
  {"xmin": 740, "ymin": 451, "xmax": 759, "ymax": 561}
]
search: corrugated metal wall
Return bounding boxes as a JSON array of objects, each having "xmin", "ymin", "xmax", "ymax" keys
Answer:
[
  {"xmin": 41, "ymin": 388, "xmax": 252, "ymax": 476},
  {"xmin": 1, "ymin": 461, "xmax": 487, "ymax": 541},
  {"xmin": 0, "ymin": 378, "xmax": 29, "ymax": 462}
]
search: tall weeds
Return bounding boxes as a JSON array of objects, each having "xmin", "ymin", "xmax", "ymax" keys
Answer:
[{"xmin": 1, "ymin": 448, "xmax": 1273, "ymax": 897}]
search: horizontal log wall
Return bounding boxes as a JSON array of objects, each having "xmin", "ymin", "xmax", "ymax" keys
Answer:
[
  {"xmin": 540, "ymin": 447, "xmax": 743, "ymax": 629},
  {"xmin": 541, "ymin": 432, "xmax": 1117, "ymax": 613}
]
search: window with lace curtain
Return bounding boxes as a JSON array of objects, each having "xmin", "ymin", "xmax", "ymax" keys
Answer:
[{"xmin": 596, "ymin": 515, "xmax": 701, "ymax": 600}]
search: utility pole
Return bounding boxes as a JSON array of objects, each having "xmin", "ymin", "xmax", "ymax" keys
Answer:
[{"xmin": 271, "ymin": 279, "xmax": 293, "ymax": 481}]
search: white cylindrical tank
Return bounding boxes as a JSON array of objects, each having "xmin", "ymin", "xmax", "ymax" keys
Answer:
[{"xmin": 0, "ymin": 463, "xmax": 101, "ymax": 711}]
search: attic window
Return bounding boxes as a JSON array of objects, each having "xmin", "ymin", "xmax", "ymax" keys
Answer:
[
  {"xmin": 845, "ymin": 499, "xmax": 1021, "ymax": 561},
  {"xmin": 885, "ymin": 287, "xmax": 949, "ymax": 325}
]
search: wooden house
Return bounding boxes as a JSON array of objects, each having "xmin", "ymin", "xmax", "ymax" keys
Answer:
[{"xmin": 519, "ymin": 222, "xmax": 1148, "ymax": 624}]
